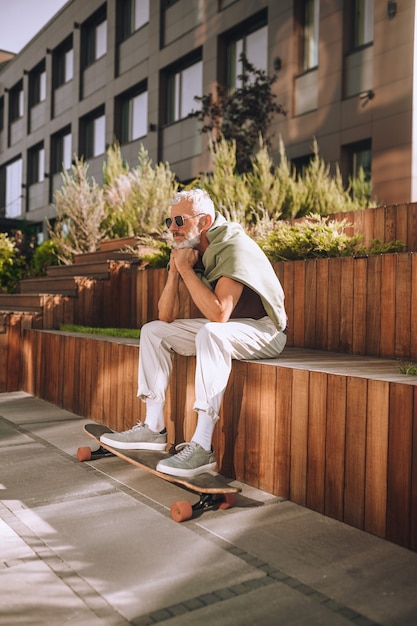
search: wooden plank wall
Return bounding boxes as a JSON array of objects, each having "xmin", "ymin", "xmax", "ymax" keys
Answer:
[
  {"xmin": 3, "ymin": 251, "xmax": 416, "ymax": 361},
  {"xmin": 0, "ymin": 313, "xmax": 41, "ymax": 392},
  {"xmin": 17, "ymin": 328, "xmax": 417, "ymax": 553},
  {"xmin": 132, "ymin": 252, "xmax": 417, "ymax": 360},
  {"xmin": 331, "ymin": 202, "xmax": 417, "ymax": 251}
]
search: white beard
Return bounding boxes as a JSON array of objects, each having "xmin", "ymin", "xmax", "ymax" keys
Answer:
[{"xmin": 173, "ymin": 234, "xmax": 201, "ymax": 249}]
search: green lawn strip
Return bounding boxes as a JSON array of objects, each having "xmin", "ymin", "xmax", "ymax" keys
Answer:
[{"xmin": 59, "ymin": 324, "xmax": 140, "ymax": 339}]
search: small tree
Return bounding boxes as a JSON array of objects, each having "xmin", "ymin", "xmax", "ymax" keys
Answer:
[{"xmin": 194, "ymin": 54, "xmax": 286, "ymax": 173}]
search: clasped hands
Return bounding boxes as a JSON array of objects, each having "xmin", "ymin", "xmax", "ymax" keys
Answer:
[{"xmin": 169, "ymin": 248, "xmax": 199, "ymax": 276}]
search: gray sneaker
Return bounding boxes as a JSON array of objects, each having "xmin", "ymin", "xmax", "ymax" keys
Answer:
[
  {"xmin": 156, "ymin": 442, "xmax": 216, "ymax": 477},
  {"xmin": 100, "ymin": 422, "xmax": 167, "ymax": 451}
]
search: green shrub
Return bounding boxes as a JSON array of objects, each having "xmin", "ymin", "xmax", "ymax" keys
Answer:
[
  {"xmin": 122, "ymin": 235, "xmax": 172, "ymax": 269},
  {"xmin": 0, "ymin": 233, "xmax": 26, "ymax": 293},
  {"xmin": 29, "ymin": 239, "xmax": 60, "ymax": 277},
  {"xmin": 255, "ymin": 214, "xmax": 404, "ymax": 262}
]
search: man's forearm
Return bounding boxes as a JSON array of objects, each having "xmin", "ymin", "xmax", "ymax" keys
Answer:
[{"xmin": 158, "ymin": 271, "xmax": 181, "ymax": 321}]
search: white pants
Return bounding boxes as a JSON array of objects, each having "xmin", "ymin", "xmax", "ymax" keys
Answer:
[{"xmin": 137, "ymin": 317, "xmax": 287, "ymax": 423}]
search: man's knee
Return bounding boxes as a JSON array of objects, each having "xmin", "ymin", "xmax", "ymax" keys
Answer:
[
  {"xmin": 140, "ymin": 320, "xmax": 170, "ymax": 341},
  {"xmin": 196, "ymin": 322, "xmax": 224, "ymax": 348}
]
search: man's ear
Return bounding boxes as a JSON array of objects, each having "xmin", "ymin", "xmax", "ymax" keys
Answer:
[{"xmin": 201, "ymin": 213, "xmax": 214, "ymax": 231}]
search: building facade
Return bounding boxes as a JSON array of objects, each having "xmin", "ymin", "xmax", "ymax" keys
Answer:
[{"xmin": 0, "ymin": 0, "xmax": 415, "ymax": 237}]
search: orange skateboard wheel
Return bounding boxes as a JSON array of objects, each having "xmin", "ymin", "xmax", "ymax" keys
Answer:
[
  {"xmin": 218, "ymin": 492, "xmax": 237, "ymax": 510},
  {"xmin": 170, "ymin": 500, "xmax": 193, "ymax": 522},
  {"xmin": 77, "ymin": 446, "xmax": 92, "ymax": 462}
]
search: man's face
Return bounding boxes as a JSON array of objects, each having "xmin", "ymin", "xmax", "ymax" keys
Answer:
[{"xmin": 169, "ymin": 199, "xmax": 203, "ymax": 249}]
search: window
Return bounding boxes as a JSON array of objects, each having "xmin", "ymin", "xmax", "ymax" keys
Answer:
[
  {"xmin": 224, "ymin": 14, "xmax": 268, "ymax": 92},
  {"xmin": 30, "ymin": 62, "xmax": 46, "ymax": 107},
  {"xmin": 347, "ymin": 140, "xmax": 372, "ymax": 179},
  {"xmin": 81, "ymin": 109, "xmax": 106, "ymax": 158},
  {"xmin": 95, "ymin": 20, "xmax": 107, "ymax": 59},
  {"xmin": 118, "ymin": 0, "xmax": 149, "ymax": 40},
  {"xmin": 342, "ymin": 140, "xmax": 372, "ymax": 201},
  {"xmin": 84, "ymin": 9, "xmax": 108, "ymax": 66},
  {"xmin": 0, "ymin": 96, "xmax": 4, "ymax": 133},
  {"xmin": 28, "ymin": 144, "xmax": 45, "ymax": 185},
  {"xmin": 166, "ymin": 56, "xmax": 202, "ymax": 123},
  {"xmin": 353, "ymin": 0, "xmax": 374, "ymax": 48},
  {"xmin": 117, "ymin": 85, "xmax": 148, "ymax": 143},
  {"xmin": 52, "ymin": 128, "xmax": 72, "ymax": 174},
  {"xmin": 9, "ymin": 81, "xmax": 24, "ymax": 122},
  {"xmin": 5, "ymin": 158, "xmax": 23, "ymax": 218},
  {"xmin": 54, "ymin": 38, "xmax": 74, "ymax": 87},
  {"xmin": 301, "ymin": 0, "xmax": 319, "ymax": 71}
]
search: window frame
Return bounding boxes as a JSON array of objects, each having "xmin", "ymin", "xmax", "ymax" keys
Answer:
[
  {"xmin": 83, "ymin": 7, "xmax": 108, "ymax": 68},
  {"xmin": 9, "ymin": 81, "xmax": 24, "ymax": 123},
  {"xmin": 301, "ymin": 0, "xmax": 319, "ymax": 71},
  {"xmin": 118, "ymin": 0, "xmax": 149, "ymax": 41},
  {"xmin": 28, "ymin": 143, "xmax": 45, "ymax": 186},
  {"xmin": 164, "ymin": 52, "xmax": 203, "ymax": 125},
  {"xmin": 51, "ymin": 127, "xmax": 72, "ymax": 175},
  {"xmin": 117, "ymin": 83, "xmax": 148, "ymax": 143},
  {"xmin": 29, "ymin": 61, "xmax": 47, "ymax": 108},
  {"xmin": 5, "ymin": 157, "xmax": 23, "ymax": 218},
  {"xmin": 53, "ymin": 37, "xmax": 74, "ymax": 88},
  {"xmin": 352, "ymin": 0, "xmax": 374, "ymax": 50},
  {"xmin": 80, "ymin": 107, "xmax": 106, "ymax": 159}
]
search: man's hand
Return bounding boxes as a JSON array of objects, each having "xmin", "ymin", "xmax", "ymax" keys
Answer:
[{"xmin": 170, "ymin": 248, "xmax": 199, "ymax": 275}]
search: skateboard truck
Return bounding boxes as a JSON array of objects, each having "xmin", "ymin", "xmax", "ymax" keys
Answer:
[
  {"xmin": 77, "ymin": 445, "xmax": 113, "ymax": 461},
  {"xmin": 170, "ymin": 492, "xmax": 237, "ymax": 522}
]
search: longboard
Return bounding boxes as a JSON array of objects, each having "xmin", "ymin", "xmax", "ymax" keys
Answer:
[{"xmin": 78, "ymin": 423, "xmax": 241, "ymax": 522}]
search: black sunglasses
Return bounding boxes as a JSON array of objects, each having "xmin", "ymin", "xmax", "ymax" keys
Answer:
[{"xmin": 165, "ymin": 213, "xmax": 205, "ymax": 228}]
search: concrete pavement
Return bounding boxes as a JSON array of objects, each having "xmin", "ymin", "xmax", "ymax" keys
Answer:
[{"xmin": 1, "ymin": 391, "xmax": 417, "ymax": 625}]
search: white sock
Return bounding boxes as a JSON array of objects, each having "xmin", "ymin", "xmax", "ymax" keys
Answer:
[
  {"xmin": 191, "ymin": 410, "xmax": 215, "ymax": 451},
  {"xmin": 144, "ymin": 400, "xmax": 165, "ymax": 433}
]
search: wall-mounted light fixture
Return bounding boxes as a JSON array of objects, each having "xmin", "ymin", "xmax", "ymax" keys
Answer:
[
  {"xmin": 387, "ymin": 1, "xmax": 397, "ymax": 18},
  {"xmin": 358, "ymin": 89, "xmax": 374, "ymax": 106},
  {"xmin": 273, "ymin": 57, "xmax": 282, "ymax": 72},
  {"xmin": 149, "ymin": 123, "xmax": 158, "ymax": 132},
  {"xmin": 359, "ymin": 89, "xmax": 374, "ymax": 100}
]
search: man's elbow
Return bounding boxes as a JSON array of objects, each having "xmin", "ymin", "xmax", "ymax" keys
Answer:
[{"xmin": 158, "ymin": 312, "xmax": 175, "ymax": 323}]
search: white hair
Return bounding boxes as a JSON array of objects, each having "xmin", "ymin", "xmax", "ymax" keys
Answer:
[{"xmin": 171, "ymin": 189, "xmax": 215, "ymax": 219}]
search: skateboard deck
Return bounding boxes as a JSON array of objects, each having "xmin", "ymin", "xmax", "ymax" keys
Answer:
[{"xmin": 78, "ymin": 423, "xmax": 241, "ymax": 521}]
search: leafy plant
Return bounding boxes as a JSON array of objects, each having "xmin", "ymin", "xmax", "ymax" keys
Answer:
[
  {"xmin": 398, "ymin": 361, "xmax": 417, "ymax": 376},
  {"xmin": 257, "ymin": 214, "xmax": 366, "ymax": 262},
  {"xmin": 122, "ymin": 235, "xmax": 172, "ymax": 269},
  {"xmin": 29, "ymin": 239, "xmax": 60, "ymax": 277},
  {"xmin": 0, "ymin": 233, "xmax": 26, "ymax": 292},
  {"xmin": 257, "ymin": 214, "xmax": 404, "ymax": 262},
  {"xmin": 355, "ymin": 238, "xmax": 404, "ymax": 256}
]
